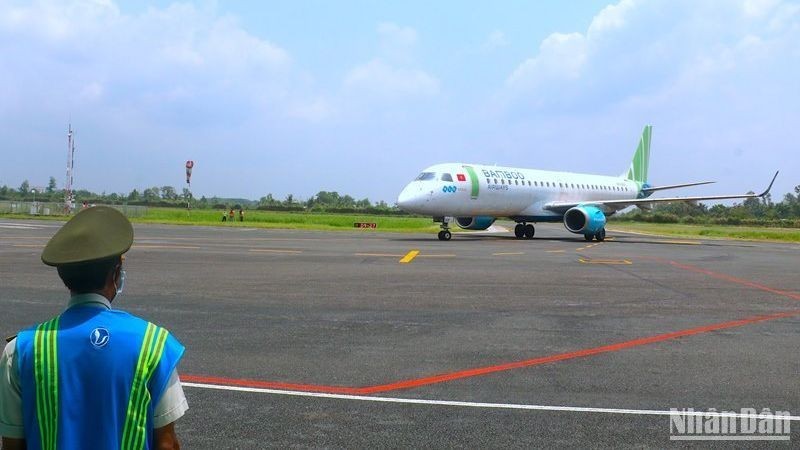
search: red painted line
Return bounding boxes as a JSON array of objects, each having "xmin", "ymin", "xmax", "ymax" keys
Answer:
[
  {"xmin": 356, "ymin": 309, "xmax": 800, "ymax": 394},
  {"xmin": 183, "ymin": 309, "xmax": 800, "ymax": 395},
  {"xmin": 183, "ymin": 259, "xmax": 800, "ymax": 395},
  {"xmin": 667, "ymin": 260, "xmax": 800, "ymax": 302}
]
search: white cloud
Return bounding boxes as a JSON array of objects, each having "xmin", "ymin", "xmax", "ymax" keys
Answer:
[
  {"xmin": 377, "ymin": 22, "xmax": 418, "ymax": 48},
  {"xmin": 742, "ymin": 0, "xmax": 780, "ymax": 18},
  {"xmin": 587, "ymin": 0, "xmax": 637, "ymax": 36},
  {"xmin": 375, "ymin": 22, "xmax": 419, "ymax": 65},
  {"xmin": 505, "ymin": 0, "xmax": 800, "ymax": 111},
  {"xmin": 342, "ymin": 23, "xmax": 439, "ymax": 103},
  {"xmin": 507, "ymin": 32, "xmax": 587, "ymax": 89},
  {"xmin": 482, "ymin": 30, "xmax": 509, "ymax": 50},
  {"xmin": 494, "ymin": 0, "xmax": 800, "ymax": 199},
  {"xmin": 344, "ymin": 59, "xmax": 439, "ymax": 98},
  {"xmin": 0, "ymin": 0, "xmax": 300, "ymax": 125}
]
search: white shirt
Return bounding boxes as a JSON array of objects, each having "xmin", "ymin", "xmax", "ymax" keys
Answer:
[{"xmin": 0, "ymin": 294, "xmax": 188, "ymax": 439}]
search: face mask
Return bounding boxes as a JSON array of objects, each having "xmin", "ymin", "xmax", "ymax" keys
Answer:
[{"xmin": 114, "ymin": 269, "xmax": 126, "ymax": 297}]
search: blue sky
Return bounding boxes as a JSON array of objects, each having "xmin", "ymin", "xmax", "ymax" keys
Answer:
[{"xmin": 1, "ymin": 0, "xmax": 798, "ymax": 203}]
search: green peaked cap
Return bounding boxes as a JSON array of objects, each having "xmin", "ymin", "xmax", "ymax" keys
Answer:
[{"xmin": 42, "ymin": 206, "xmax": 133, "ymax": 266}]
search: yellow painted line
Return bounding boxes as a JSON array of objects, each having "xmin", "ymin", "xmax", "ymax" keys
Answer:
[
  {"xmin": 658, "ymin": 240, "xmax": 701, "ymax": 245},
  {"xmin": 399, "ymin": 250, "xmax": 420, "ymax": 264},
  {"xmin": 546, "ymin": 249, "xmax": 565, "ymax": 253},
  {"xmin": 249, "ymin": 249, "xmax": 302, "ymax": 254},
  {"xmin": 578, "ymin": 258, "xmax": 632, "ymax": 265},
  {"xmin": 13, "ymin": 244, "xmax": 45, "ymax": 248},
  {"xmin": 492, "ymin": 252, "xmax": 524, "ymax": 256},
  {"xmin": 355, "ymin": 253, "xmax": 404, "ymax": 257},
  {"xmin": 133, "ymin": 245, "xmax": 201, "ymax": 249},
  {"xmin": 575, "ymin": 247, "xmax": 586, "ymax": 251}
]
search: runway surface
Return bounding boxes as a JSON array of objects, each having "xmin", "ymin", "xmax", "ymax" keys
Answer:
[{"xmin": 2, "ymin": 219, "xmax": 799, "ymax": 447}]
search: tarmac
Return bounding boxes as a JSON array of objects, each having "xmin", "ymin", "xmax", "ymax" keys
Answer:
[{"xmin": 1, "ymin": 219, "xmax": 799, "ymax": 448}]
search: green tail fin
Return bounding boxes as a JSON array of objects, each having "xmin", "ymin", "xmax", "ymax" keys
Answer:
[{"xmin": 624, "ymin": 125, "xmax": 652, "ymax": 183}]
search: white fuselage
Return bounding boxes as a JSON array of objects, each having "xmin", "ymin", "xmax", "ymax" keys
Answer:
[{"xmin": 397, "ymin": 163, "xmax": 640, "ymax": 220}]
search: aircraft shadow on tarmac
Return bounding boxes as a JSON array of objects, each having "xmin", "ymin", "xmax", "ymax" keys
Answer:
[{"xmin": 390, "ymin": 234, "xmax": 754, "ymax": 247}]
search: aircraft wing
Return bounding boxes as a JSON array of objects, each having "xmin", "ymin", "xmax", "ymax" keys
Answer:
[
  {"xmin": 641, "ymin": 180, "xmax": 715, "ymax": 193},
  {"xmin": 544, "ymin": 171, "xmax": 778, "ymax": 214}
]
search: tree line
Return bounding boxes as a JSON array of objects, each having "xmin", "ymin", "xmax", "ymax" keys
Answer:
[
  {"xmin": 0, "ymin": 178, "xmax": 400, "ymax": 214},
  {"xmin": 3, "ymin": 177, "xmax": 799, "ymax": 224},
  {"xmin": 613, "ymin": 188, "xmax": 800, "ymax": 227}
]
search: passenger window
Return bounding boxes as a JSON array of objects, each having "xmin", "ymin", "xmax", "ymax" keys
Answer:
[
  {"xmin": 515, "ymin": 180, "xmax": 519, "ymax": 185},
  {"xmin": 441, "ymin": 173, "xmax": 453, "ymax": 182},
  {"xmin": 501, "ymin": 179, "xmax": 505, "ymax": 184},
  {"xmin": 494, "ymin": 179, "xmax": 498, "ymax": 184},
  {"xmin": 486, "ymin": 178, "xmax": 490, "ymax": 184}
]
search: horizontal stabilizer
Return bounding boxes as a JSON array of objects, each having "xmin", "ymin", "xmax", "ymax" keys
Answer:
[{"xmin": 641, "ymin": 181, "xmax": 715, "ymax": 193}]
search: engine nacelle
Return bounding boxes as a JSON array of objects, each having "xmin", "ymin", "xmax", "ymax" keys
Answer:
[
  {"xmin": 563, "ymin": 206, "xmax": 607, "ymax": 234},
  {"xmin": 455, "ymin": 216, "xmax": 496, "ymax": 230}
]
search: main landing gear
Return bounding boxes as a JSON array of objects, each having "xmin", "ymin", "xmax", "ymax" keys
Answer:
[
  {"xmin": 514, "ymin": 223, "xmax": 535, "ymax": 239},
  {"xmin": 584, "ymin": 228, "xmax": 606, "ymax": 242}
]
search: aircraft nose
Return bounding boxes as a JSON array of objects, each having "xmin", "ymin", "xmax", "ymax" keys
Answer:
[{"xmin": 397, "ymin": 184, "xmax": 421, "ymax": 211}]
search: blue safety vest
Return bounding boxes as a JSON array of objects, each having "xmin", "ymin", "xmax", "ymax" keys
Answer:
[{"xmin": 16, "ymin": 305, "xmax": 184, "ymax": 450}]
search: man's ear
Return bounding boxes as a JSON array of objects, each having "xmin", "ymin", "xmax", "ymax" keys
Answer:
[{"xmin": 109, "ymin": 259, "xmax": 122, "ymax": 286}]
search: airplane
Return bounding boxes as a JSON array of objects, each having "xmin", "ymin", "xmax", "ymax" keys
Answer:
[{"xmin": 396, "ymin": 125, "xmax": 778, "ymax": 241}]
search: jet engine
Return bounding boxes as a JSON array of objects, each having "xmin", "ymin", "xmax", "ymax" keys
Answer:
[
  {"xmin": 455, "ymin": 216, "xmax": 496, "ymax": 230},
  {"xmin": 563, "ymin": 206, "xmax": 606, "ymax": 235}
]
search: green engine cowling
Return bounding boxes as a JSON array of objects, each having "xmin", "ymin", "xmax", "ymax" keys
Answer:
[{"xmin": 455, "ymin": 216, "xmax": 496, "ymax": 230}]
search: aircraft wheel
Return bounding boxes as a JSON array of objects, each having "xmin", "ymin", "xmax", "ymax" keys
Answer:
[
  {"xmin": 584, "ymin": 233, "xmax": 594, "ymax": 241},
  {"xmin": 438, "ymin": 230, "xmax": 452, "ymax": 241},
  {"xmin": 524, "ymin": 224, "xmax": 535, "ymax": 239},
  {"xmin": 514, "ymin": 224, "xmax": 525, "ymax": 238},
  {"xmin": 595, "ymin": 228, "xmax": 606, "ymax": 242}
]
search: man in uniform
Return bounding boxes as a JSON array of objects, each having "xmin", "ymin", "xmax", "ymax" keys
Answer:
[{"xmin": 0, "ymin": 206, "xmax": 188, "ymax": 449}]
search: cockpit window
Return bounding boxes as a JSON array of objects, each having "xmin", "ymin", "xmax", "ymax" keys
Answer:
[
  {"xmin": 415, "ymin": 172, "xmax": 436, "ymax": 181},
  {"xmin": 441, "ymin": 173, "xmax": 453, "ymax": 182}
]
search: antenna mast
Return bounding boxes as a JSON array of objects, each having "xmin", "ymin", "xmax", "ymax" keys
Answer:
[{"xmin": 65, "ymin": 124, "xmax": 76, "ymax": 213}]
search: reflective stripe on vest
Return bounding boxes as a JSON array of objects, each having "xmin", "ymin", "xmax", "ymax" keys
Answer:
[
  {"xmin": 33, "ymin": 317, "xmax": 60, "ymax": 450},
  {"xmin": 122, "ymin": 323, "xmax": 169, "ymax": 449}
]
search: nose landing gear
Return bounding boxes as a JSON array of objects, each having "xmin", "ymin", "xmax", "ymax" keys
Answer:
[
  {"xmin": 514, "ymin": 223, "xmax": 535, "ymax": 239},
  {"xmin": 435, "ymin": 217, "xmax": 453, "ymax": 241}
]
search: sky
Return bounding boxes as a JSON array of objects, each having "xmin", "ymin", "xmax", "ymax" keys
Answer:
[{"xmin": 1, "ymin": 0, "xmax": 798, "ymax": 204}]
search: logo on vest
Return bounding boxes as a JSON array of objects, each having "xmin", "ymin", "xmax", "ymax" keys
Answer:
[{"xmin": 90, "ymin": 327, "xmax": 110, "ymax": 348}]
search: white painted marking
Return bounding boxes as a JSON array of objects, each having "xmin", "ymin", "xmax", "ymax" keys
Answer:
[
  {"xmin": 182, "ymin": 382, "xmax": 800, "ymax": 420},
  {"xmin": 0, "ymin": 222, "xmax": 56, "ymax": 229},
  {"xmin": 0, "ymin": 224, "xmax": 46, "ymax": 230},
  {"xmin": 485, "ymin": 224, "xmax": 509, "ymax": 233}
]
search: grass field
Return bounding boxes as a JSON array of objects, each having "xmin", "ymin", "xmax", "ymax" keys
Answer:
[
  {"xmin": 136, "ymin": 208, "xmax": 440, "ymax": 232},
  {"xmin": 4, "ymin": 208, "xmax": 800, "ymax": 241},
  {"xmin": 608, "ymin": 222, "xmax": 800, "ymax": 243}
]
